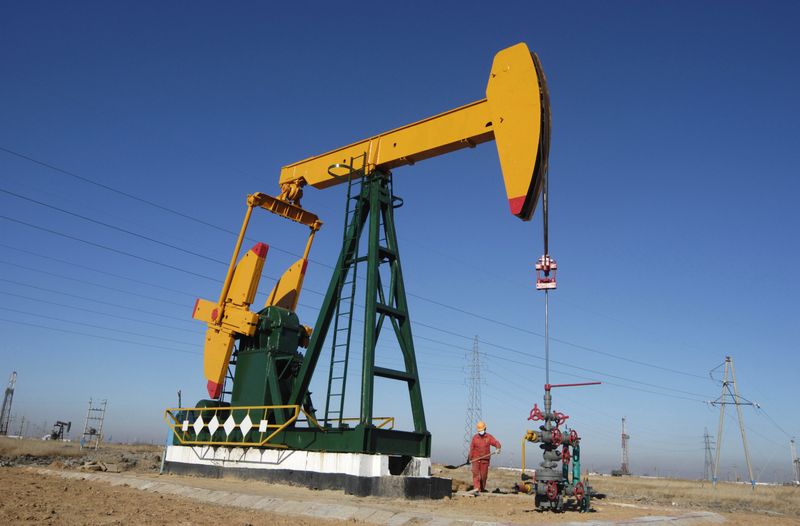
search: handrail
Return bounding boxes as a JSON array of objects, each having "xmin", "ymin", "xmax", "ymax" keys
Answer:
[{"xmin": 164, "ymin": 404, "xmax": 395, "ymax": 448}]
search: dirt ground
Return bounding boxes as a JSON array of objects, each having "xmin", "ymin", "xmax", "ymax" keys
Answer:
[
  {"xmin": 438, "ymin": 465, "xmax": 800, "ymax": 525},
  {"xmin": 1, "ymin": 438, "xmax": 798, "ymax": 525},
  {"xmin": 0, "ymin": 466, "xmax": 348, "ymax": 525}
]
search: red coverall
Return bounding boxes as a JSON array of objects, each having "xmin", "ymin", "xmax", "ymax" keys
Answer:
[{"xmin": 469, "ymin": 432, "xmax": 501, "ymax": 491}]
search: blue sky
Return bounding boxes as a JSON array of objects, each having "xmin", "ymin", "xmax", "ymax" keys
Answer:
[{"xmin": 1, "ymin": 2, "xmax": 798, "ymax": 481}]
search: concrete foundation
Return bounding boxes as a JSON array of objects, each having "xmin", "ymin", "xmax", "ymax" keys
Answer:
[{"xmin": 163, "ymin": 445, "xmax": 451, "ymax": 499}]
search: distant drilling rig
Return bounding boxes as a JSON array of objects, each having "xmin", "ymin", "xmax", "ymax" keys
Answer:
[
  {"xmin": 0, "ymin": 372, "xmax": 17, "ymax": 436},
  {"xmin": 612, "ymin": 417, "xmax": 631, "ymax": 476}
]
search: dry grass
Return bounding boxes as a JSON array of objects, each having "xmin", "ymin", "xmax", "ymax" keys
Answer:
[
  {"xmin": 592, "ymin": 475, "xmax": 800, "ymax": 518},
  {"xmin": 101, "ymin": 442, "xmax": 161, "ymax": 454},
  {"xmin": 0, "ymin": 436, "xmax": 84, "ymax": 458},
  {"xmin": 0, "ymin": 437, "xmax": 161, "ymax": 459}
]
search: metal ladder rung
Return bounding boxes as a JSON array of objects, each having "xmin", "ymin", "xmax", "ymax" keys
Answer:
[{"xmin": 324, "ymin": 154, "xmax": 368, "ymax": 426}]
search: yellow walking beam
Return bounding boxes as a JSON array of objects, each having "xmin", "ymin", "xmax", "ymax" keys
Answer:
[{"xmin": 279, "ymin": 42, "xmax": 550, "ymax": 221}]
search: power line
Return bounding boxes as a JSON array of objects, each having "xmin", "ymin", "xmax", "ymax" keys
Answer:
[
  {"xmin": 0, "ymin": 317, "xmax": 200, "ymax": 356},
  {"xmin": 491, "ymin": 354, "xmax": 707, "ymax": 402},
  {"xmin": 409, "ymin": 292, "xmax": 710, "ymax": 381},
  {"xmin": 0, "ymin": 242, "xmax": 196, "ymax": 298},
  {"xmin": 0, "ymin": 260, "xmax": 188, "ymax": 307},
  {"xmin": 1, "ymin": 211, "xmax": 325, "ymax": 299},
  {"xmin": 0, "ymin": 187, "xmax": 227, "ymax": 265},
  {"xmin": 1, "ymin": 215, "xmax": 219, "ymax": 282},
  {"xmin": 0, "ymin": 290, "xmax": 200, "ymax": 334},
  {"xmin": 412, "ymin": 331, "xmax": 711, "ymax": 400},
  {"xmin": 4, "ymin": 207, "xmax": 715, "ymax": 391},
  {"xmin": 1, "ymin": 146, "xmax": 717, "ymax": 384},
  {"xmin": 0, "ymin": 278, "xmax": 195, "ymax": 322},
  {"xmin": 412, "ymin": 333, "xmax": 709, "ymax": 403},
  {"xmin": 755, "ymin": 407, "xmax": 794, "ymax": 440},
  {"xmin": 0, "ymin": 160, "xmax": 722, "ymax": 407},
  {"xmin": 1, "ymin": 233, "xmax": 713, "ymax": 403},
  {"xmin": 0, "ymin": 145, "xmax": 314, "ymax": 262},
  {"xmin": 0, "ymin": 306, "xmax": 197, "ymax": 347}
]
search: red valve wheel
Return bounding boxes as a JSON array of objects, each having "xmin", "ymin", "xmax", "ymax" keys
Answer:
[
  {"xmin": 551, "ymin": 428, "xmax": 563, "ymax": 446},
  {"xmin": 561, "ymin": 447, "xmax": 571, "ymax": 463},
  {"xmin": 553, "ymin": 411, "xmax": 570, "ymax": 428},
  {"xmin": 528, "ymin": 404, "xmax": 544, "ymax": 421},
  {"xmin": 574, "ymin": 481, "xmax": 585, "ymax": 502},
  {"xmin": 569, "ymin": 429, "xmax": 579, "ymax": 443},
  {"xmin": 546, "ymin": 480, "xmax": 559, "ymax": 501}
]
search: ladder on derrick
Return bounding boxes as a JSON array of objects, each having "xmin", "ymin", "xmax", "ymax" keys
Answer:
[
  {"xmin": 80, "ymin": 398, "xmax": 107, "ymax": 450},
  {"xmin": 299, "ymin": 160, "xmax": 425, "ymax": 438},
  {"xmin": 324, "ymin": 154, "xmax": 367, "ymax": 427}
]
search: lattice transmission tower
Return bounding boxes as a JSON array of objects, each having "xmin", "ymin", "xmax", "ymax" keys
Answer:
[
  {"xmin": 703, "ymin": 427, "xmax": 715, "ymax": 481},
  {"xmin": 791, "ymin": 439, "xmax": 800, "ymax": 484},
  {"xmin": 0, "ymin": 372, "xmax": 17, "ymax": 436},
  {"xmin": 463, "ymin": 336, "xmax": 483, "ymax": 459},
  {"xmin": 710, "ymin": 356, "xmax": 756, "ymax": 489}
]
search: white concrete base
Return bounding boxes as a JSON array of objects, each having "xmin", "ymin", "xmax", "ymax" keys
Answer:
[{"xmin": 165, "ymin": 445, "xmax": 432, "ymax": 478}]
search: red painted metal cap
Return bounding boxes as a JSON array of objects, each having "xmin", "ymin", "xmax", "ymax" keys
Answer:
[
  {"xmin": 207, "ymin": 380, "xmax": 222, "ymax": 399},
  {"xmin": 250, "ymin": 242, "xmax": 269, "ymax": 258}
]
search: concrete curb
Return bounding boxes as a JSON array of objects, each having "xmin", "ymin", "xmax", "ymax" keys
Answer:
[{"xmin": 31, "ymin": 468, "xmax": 726, "ymax": 526}]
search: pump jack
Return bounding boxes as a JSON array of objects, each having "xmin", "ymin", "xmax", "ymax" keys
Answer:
[{"xmin": 164, "ymin": 43, "xmax": 565, "ymax": 498}]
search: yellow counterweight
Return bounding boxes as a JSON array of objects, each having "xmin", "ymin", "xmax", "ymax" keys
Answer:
[
  {"xmin": 192, "ymin": 193, "xmax": 322, "ymax": 399},
  {"xmin": 193, "ymin": 243, "xmax": 267, "ymax": 398}
]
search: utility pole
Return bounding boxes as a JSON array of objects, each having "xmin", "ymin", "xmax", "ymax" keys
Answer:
[
  {"xmin": 791, "ymin": 439, "xmax": 800, "ymax": 485},
  {"xmin": 0, "ymin": 372, "xmax": 17, "ymax": 435},
  {"xmin": 710, "ymin": 356, "xmax": 756, "ymax": 489},
  {"xmin": 703, "ymin": 427, "xmax": 715, "ymax": 481},
  {"xmin": 463, "ymin": 336, "xmax": 483, "ymax": 459}
]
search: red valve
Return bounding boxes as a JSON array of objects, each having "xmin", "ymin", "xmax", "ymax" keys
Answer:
[
  {"xmin": 551, "ymin": 428, "xmax": 563, "ymax": 446},
  {"xmin": 553, "ymin": 411, "xmax": 569, "ymax": 428},
  {"xmin": 574, "ymin": 481, "xmax": 585, "ymax": 502},
  {"xmin": 561, "ymin": 447, "xmax": 571, "ymax": 463},
  {"xmin": 528, "ymin": 404, "xmax": 544, "ymax": 421},
  {"xmin": 546, "ymin": 480, "xmax": 559, "ymax": 501},
  {"xmin": 569, "ymin": 429, "xmax": 579, "ymax": 444}
]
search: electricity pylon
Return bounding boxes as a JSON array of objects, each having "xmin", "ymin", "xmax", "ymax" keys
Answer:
[
  {"xmin": 0, "ymin": 372, "xmax": 17, "ymax": 436},
  {"xmin": 710, "ymin": 356, "xmax": 756, "ymax": 489},
  {"xmin": 703, "ymin": 427, "xmax": 715, "ymax": 481},
  {"xmin": 463, "ymin": 336, "xmax": 482, "ymax": 459}
]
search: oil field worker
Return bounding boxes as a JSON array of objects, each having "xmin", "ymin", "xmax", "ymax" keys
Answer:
[{"xmin": 469, "ymin": 421, "xmax": 501, "ymax": 492}]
